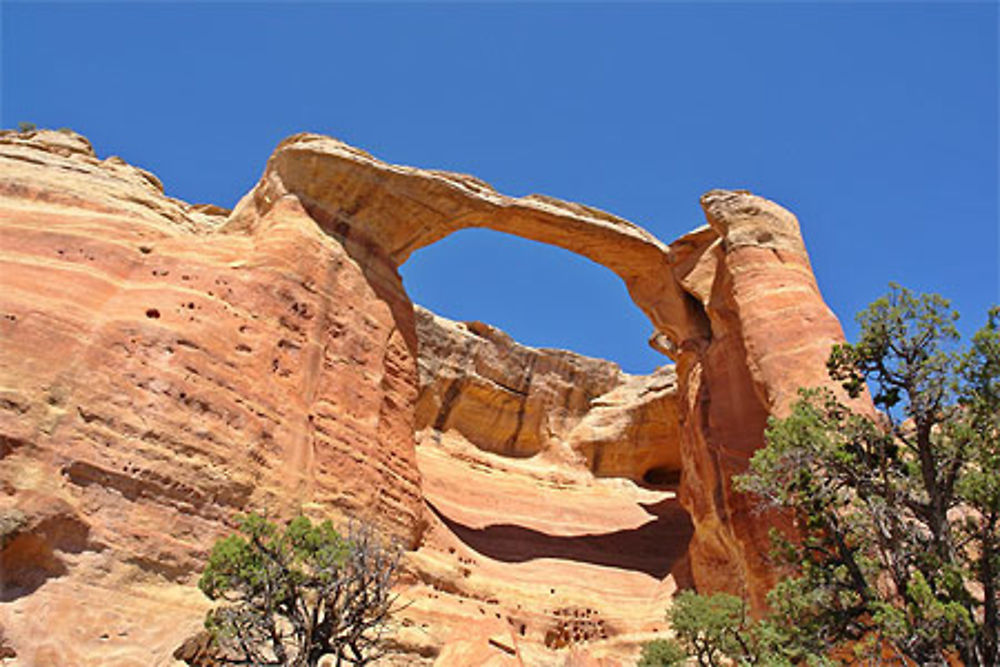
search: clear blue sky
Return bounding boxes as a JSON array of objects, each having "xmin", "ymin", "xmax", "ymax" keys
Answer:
[{"xmin": 3, "ymin": 2, "xmax": 997, "ymax": 373}]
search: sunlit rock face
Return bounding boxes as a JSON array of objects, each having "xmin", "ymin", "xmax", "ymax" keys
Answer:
[
  {"xmin": 0, "ymin": 129, "xmax": 844, "ymax": 664},
  {"xmin": 414, "ymin": 306, "xmax": 681, "ymax": 484},
  {"xmin": 0, "ymin": 129, "xmax": 423, "ymax": 664},
  {"xmin": 244, "ymin": 133, "xmax": 846, "ymax": 612},
  {"xmin": 667, "ymin": 191, "xmax": 849, "ymax": 605}
]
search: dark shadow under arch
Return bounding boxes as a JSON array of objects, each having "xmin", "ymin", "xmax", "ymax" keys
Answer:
[{"xmin": 426, "ymin": 496, "xmax": 693, "ymax": 580}]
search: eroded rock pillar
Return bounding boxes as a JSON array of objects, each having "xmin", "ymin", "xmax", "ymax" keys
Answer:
[{"xmin": 674, "ymin": 190, "xmax": 846, "ymax": 608}]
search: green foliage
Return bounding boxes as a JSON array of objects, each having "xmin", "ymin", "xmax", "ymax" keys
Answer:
[
  {"xmin": 644, "ymin": 287, "xmax": 998, "ymax": 666},
  {"xmin": 738, "ymin": 286, "xmax": 999, "ymax": 665},
  {"xmin": 662, "ymin": 591, "xmax": 797, "ymax": 667},
  {"xmin": 17, "ymin": 121, "xmax": 36, "ymax": 133},
  {"xmin": 670, "ymin": 591, "xmax": 746, "ymax": 664},
  {"xmin": 198, "ymin": 513, "xmax": 401, "ymax": 666},
  {"xmin": 638, "ymin": 637, "xmax": 687, "ymax": 666}
]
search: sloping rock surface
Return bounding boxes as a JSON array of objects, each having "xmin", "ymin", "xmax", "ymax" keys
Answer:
[{"xmin": 414, "ymin": 306, "xmax": 680, "ymax": 483}]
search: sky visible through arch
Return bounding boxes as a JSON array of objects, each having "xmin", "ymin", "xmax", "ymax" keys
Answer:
[{"xmin": 3, "ymin": 2, "xmax": 997, "ymax": 374}]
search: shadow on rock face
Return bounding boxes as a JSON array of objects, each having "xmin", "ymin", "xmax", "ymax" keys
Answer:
[
  {"xmin": 427, "ymin": 497, "xmax": 693, "ymax": 580},
  {"xmin": 0, "ymin": 500, "xmax": 93, "ymax": 602}
]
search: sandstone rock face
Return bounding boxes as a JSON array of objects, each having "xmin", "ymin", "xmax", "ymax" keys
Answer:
[
  {"xmin": 669, "ymin": 191, "xmax": 847, "ymax": 607},
  {"xmin": 225, "ymin": 133, "xmax": 709, "ymax": 350},
  {"xmin": 0, "ymin": 129, "xmax": 845, "ymax": 663},
  {"xmin": 238, "ymin": 134, "xmax": 844, "ymax": 609},
  {"xmin": 414, "ymin": 306, "xmax": 681, "ymax": 484},
  {"xmin": 414, "ymin": 307, "xmax": 624, "ymax": 461},
  {"xmin": 0, "ymin": 129, "xmax": 423, "ymax": 663}
]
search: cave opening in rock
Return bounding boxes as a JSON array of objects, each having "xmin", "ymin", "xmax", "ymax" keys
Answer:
[{"xmin": 642, "ymin": 465, "xmax": 681, "ymax": 489}]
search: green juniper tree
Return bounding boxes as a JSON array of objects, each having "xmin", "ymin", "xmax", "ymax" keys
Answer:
[
  {"xmin": 639, "ymin": 590, "xmax": 791, "ymax": 667},
  {"xmin": 642, "ymin": 286, "xmax": 999, "ymax": 666},
  {"xmin": 197, "ymin": 513, "xmax": 402, "ymax": 667}
]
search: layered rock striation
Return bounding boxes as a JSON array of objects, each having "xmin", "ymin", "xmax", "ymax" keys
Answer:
[
  {"xmin": 0, "ymin": 128, "xmax": 845, "ymax": 664},
  {"xmin": 414, "ymin": 306, "xmax": 680, "ymax": 484},
  {"xmin": 0, "ymin": 129, "xmax": 424, "ymax": 663}
]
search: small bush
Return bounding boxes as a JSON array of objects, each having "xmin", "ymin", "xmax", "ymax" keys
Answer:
[
  {"xmin": 198, "ymin": 513, "xmax": 402, "ymax": 666},
  {"xmin": 638, "ymin": 638, "xmax": 687, "ymax": 666}
]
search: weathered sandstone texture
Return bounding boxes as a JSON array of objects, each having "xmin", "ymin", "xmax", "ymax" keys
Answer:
[
  {"xmin": 0, "ymin": 128, "xmax": 845, "ymax": 664},
  {"xmin": 0, "ymin": 129, "xmax": 423, "ymax": 664},
  {"xmin": 414, "ymin": 307, "xmax": 680, "ymax": 482},
  {"xmin": 230, "ymin": 132, "xmax": 845, "ymax": 609}
]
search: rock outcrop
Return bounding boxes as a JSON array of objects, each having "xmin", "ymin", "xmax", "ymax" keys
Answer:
[
  {"xmin": 401, "ymin": 310, "xmax": 692, "ymax": 664},
  {"xmin": 0, "ymin": 128, "xmax": 845, "ymax": 664},
  {"xmin": 668, "ymin": 192, "xmax": 847, "ymax": 605},
  {"xmin": 232, "ymin": 133, "xmax": 845, "ymax": 609},
  {"xmin": 414, "ymin": 307, "xmax": 680, "ymax": 484}
]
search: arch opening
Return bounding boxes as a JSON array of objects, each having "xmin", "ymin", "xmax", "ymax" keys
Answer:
[
  {"xmin": 402, "ymin": 228, "xmax": 685, "ymax": 487},
  {"xmin": 248, "ymin": 134, "xmax": 697, "ymax": 586},
  {"xmin": 400, "ymin": 227, "xmax": 668, "ymax": 375}
]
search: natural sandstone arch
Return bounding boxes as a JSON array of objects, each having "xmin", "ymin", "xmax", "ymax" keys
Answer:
[
  {"xmin": 226, "ymin": 133, "xmax": 711, "ymax": 351},
  {"xmin": 0, "ymin": 130, "xmax": 852, "ymax": 663},
  {"xmin": 228, "ymin": 133, "xmax": 847, "ymax": 609}
]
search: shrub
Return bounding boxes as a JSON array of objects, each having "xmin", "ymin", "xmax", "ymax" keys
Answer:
[
  {"xmin": 198, "ymin": 513, "xmax": 402, "ymax": 666},
  {"xmin": 638, "ymin": 637, "xmax": 687, "ymax": 666}
]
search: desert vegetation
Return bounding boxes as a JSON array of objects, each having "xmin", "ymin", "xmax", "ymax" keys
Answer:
[
  {"xmin": 196, "ymin": 514, "xmax": 402, "ymax": 666},
  {"xmin": 643, "ymin": 286, "xmax": 1000, "ymax": 665}
]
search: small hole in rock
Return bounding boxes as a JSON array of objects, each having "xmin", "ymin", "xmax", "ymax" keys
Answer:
[{"xmin": 145, "ymin": 309, "xmax": 160, "ymax": 319}]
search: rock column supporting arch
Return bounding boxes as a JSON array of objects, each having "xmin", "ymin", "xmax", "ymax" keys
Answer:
[
  {"xmin": 228, "ymin": 134, "xmax": 848, "ymax": 607},
  {"xmin": 669, "ymin": 191, "xmax": 848, "ymax": 606}
]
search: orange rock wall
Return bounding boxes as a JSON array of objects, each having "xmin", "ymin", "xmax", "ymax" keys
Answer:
[
  {"xmin": 0, "ymin": 128, "xmax": 424, "ymax": 599},
  {"xmin": 414, "ymin": 307, "xmax": 624, "ymax": 460},
  {"xmin": 413, "ymin": 307, "xmax": 681, "ymax": 484}
]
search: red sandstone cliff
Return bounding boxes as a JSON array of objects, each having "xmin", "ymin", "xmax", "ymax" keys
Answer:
[{"xmin": 0, "ymin": 129, "xmax": 845, "ymax": 664}]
